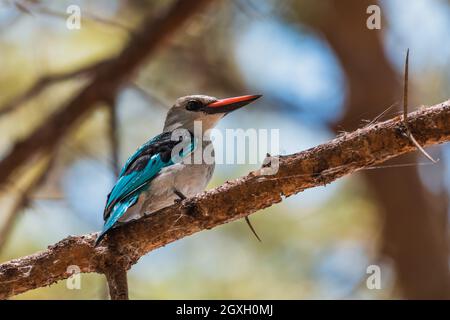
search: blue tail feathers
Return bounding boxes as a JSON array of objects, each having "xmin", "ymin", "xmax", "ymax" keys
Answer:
[{"xmin": 95, "ymin": 194, "xmax": 139, "ymax": 246}]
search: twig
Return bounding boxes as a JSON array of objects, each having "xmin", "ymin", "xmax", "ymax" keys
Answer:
[
  {"xmin": 0, "ymin": 99, "xmax": 449, "ymax": 299},
  {"xmin": 0, "ymin": 62, "xmax": 107, "ymax": 117},
  {"xmin": 364, "ymin": 102, "xmax": 398, "ymax": 127},
  {"xmin": 128, "ymin": 83, "xmax": 169, "ymax": 111},
  {"xmin": 402, "ymin": 49, "xmax": 438, "ymax": 163},
  {"xmin": 105, "ymin": 268, "xmax": 129, "ymax": 300},
  {"xmin": 244, "ymin": 216, "xmax": 261, "ymax": 242},
  {"xmin": 107, "ymin": 96, "xmax": 120, "ymax": 177}
]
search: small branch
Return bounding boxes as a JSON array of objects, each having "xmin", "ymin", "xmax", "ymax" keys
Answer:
[
  {"xmin": 0, "ymin": 99, "xmax": 449, "ymax": 299},
  {"xmin": 11, "ymin": 0, "xmax": 132, "ymax": 32},
  {"xmin": 402, "ymin": 49, "xmax": 438, "ymax": 163},
  {"xmin": 107, "ymin": 96, "xmax": 120, "ymax": 177},
  {"xmin": 0, "ymin": 62, "xmax": 106, "ymax": 117},
  {"xmin": 105, "ymin": 268, "xmax": 129, "ymax": 300},
  {"xmin": 403, "ymin": 49, "xmax": 409, "ymax": 121},
  {"xmin": 128, "ymin": 83, "xmax": 169, "ymax": 111},
  {"xmin": 105, "ymin": 95, "xmax": 127, "ymax": 299}
]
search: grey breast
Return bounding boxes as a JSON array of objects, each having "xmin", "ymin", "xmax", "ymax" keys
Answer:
[{"xmin": 119, "ymin": 140, "xmax": 215, "ymax": 222}]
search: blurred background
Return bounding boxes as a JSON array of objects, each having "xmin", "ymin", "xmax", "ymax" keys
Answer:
[{"xmin": 0, "ymin": 0, "xmax": 449, "ymax": 299}]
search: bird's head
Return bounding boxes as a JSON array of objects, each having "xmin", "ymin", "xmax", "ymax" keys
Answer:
[{"xmin": 163, "ymin": 94, "xmax": 261, "ymax": 133}]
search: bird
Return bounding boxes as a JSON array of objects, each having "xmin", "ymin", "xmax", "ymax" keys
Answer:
[{"xmin": 95, "ymin": 94, "xmax": 262, "ymax": 246}]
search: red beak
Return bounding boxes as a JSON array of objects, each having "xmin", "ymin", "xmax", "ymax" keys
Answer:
[{"xmin": 205, "ymin": 94, "xmax": 262, "ymax": 114}]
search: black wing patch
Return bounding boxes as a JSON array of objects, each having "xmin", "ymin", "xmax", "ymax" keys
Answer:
[
  {"xmin": 121, "ymin": 131, "xmax": 191, "ymax": 176},
  {"xmin": 102, "ymin": 130, "xmax": 193, "ymax": 222}
]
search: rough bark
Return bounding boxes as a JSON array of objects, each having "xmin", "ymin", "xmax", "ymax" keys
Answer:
[{"xmin": 0, "ymin": 99, "xmax": 449, "ymax": 299}]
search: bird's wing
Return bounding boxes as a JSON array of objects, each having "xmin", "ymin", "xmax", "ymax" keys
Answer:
[{"xmin": 100, "ymin": 131, "xmax": 195, "ymax": 238}]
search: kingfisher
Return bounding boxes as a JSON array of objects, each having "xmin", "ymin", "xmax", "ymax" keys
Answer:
[{"xmin": 95, "ymin": 94, "xmax": 262, "ymax": 246}]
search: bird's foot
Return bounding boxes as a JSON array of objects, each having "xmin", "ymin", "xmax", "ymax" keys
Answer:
[
  {"xmin": 173, "ymin": 189, "xmax": 188, "ymax": 205},
  {"xmin": 173, "ymin": 189, "xmax": 201, "ymax": 217},
  {"xmin": 174, "ymin": 189, "xmax": 187, "ymax": 200},
  {"xmin": 182, "ymin": 199, "xmax": 201, "ymax": 217}
]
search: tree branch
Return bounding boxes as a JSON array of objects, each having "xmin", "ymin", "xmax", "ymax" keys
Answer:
[
  {"xmin": 0, "ymin": 99, "xmax": 449, "ymax": 299},
  {"xmin": 103, "ymin": 241, "xmax": 129, "ymax": 300},
  {"xmin": 105, "ymin": 268, "xmax": 129, "ymax": 300}
]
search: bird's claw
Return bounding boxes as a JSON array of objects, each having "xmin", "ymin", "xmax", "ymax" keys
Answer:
[
  {"xmin": 174, "ymin": 198, "xmax": 184, "ymax": 205},
  {"xmin": 182, "ymin": 199, "xmax": 201, "ymax": 217}
]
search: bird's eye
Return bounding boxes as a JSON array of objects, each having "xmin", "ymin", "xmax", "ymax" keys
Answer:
[{"xmin": 186, "ymin": 100, "xmax": 203, "ymax": 111}]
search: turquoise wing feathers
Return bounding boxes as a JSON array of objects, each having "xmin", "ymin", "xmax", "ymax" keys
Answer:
[{"xmin": 96, "ymin": 131, "xmax": 196, "ymax": 245}]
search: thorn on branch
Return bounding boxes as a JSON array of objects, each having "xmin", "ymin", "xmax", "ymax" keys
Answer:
[
  {"xmin": 101, "ymin": 237, "xmax": 131, "ymax": 300},
  {"xmin": 402, "ymin": 49, "xmax": 438, "ymax": 164},
  {"xmin": 365, "ymin": 102, "xmax": 398, "ymax": 128},
  {"xmin": 244, "ymin": 216, "xmax": 262, "ymax": 242},
  {"xmin": 107, "ymin": 95, "xmax": 120, "ymax": 177}
]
